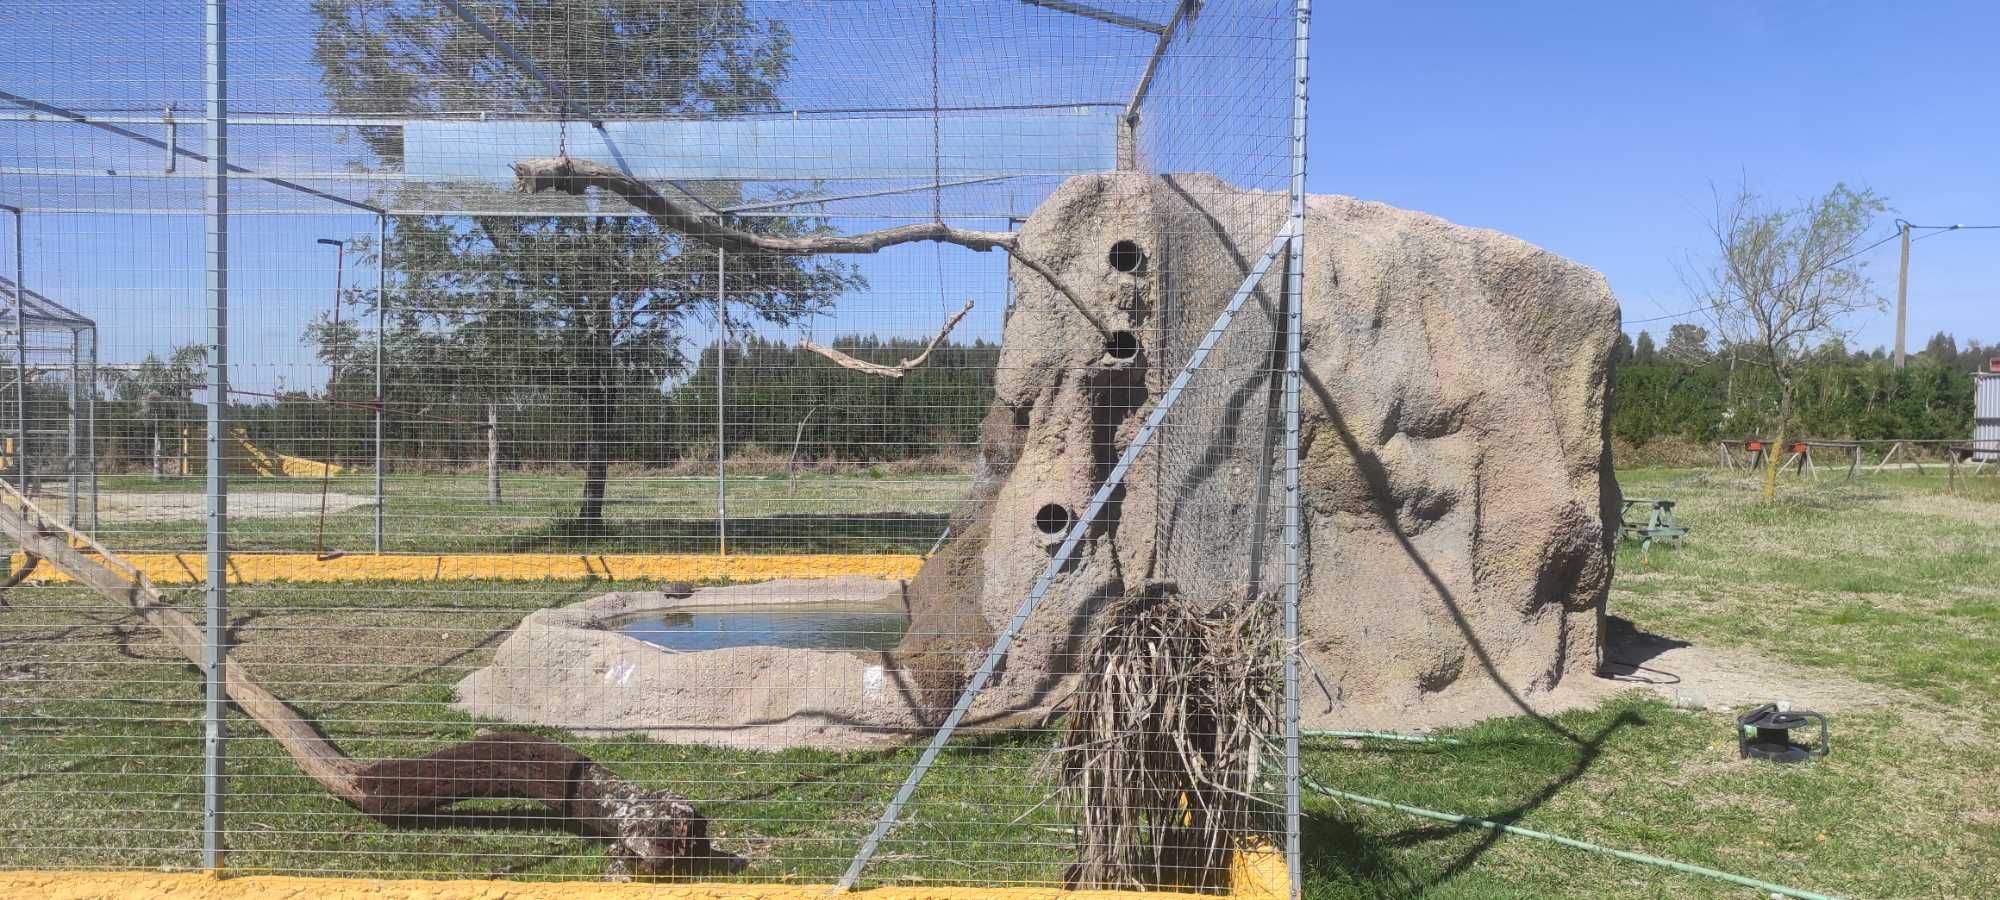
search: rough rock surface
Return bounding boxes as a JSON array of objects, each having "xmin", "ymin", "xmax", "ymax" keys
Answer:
[
  {"xmin": 895, "ymin": 172, "xmax": 1622, "ymax": 731},
  {"xmin": 454, "ymin": 174, "xmax": 1621, "ymax": 745}
]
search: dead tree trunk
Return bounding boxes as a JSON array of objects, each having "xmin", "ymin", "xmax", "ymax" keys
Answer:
[
  {"xmin": 0, "ymin": 483, "xmax": 707, "ymax": 878},
  {"xmin": 487, "ymin": 403, "xmax": 501, "ymax": 504}
]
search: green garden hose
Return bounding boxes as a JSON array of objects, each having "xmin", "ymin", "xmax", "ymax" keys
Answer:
[
  {"xmin": 1300, "ymin": 729, "xmax": 1463, "ymax": 745},
  {"xmin": 1299, "ymin": 769, "xmax": 1841, "ymax": 900}
]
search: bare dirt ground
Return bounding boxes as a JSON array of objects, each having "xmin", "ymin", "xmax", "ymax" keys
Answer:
[{"xmin": 42, "ymin": 488, "xmax": 376, "ymax": 524}]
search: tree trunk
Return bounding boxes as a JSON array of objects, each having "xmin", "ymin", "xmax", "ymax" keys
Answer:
[
  {"xmin": 150, "ymin": 427, "xmax": 163, "ymax": 481},
  {"xmin": 487, "ymin": 403, "xmax": 501, "ymax": 504},
  {"xmin": 1762, "ymin": 385, "xmax": 1793, "ymax": 503},
  {"xmin": 579, "ymin": 386, "xmax": 609, "ymax": 527}
]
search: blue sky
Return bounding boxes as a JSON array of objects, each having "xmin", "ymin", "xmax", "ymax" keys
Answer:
[
  {"xmin": 2, "ymin": 0, "xmax": 1994, "ymax": 393},
  {"xmin": 1307, "ymin": 1, "xmax": 1997, "ymax": 352}
]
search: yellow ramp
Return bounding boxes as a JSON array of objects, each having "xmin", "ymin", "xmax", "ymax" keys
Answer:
[{"xmin": 0, "ymin": 844, "xmax": 1288, "ymax": 898}]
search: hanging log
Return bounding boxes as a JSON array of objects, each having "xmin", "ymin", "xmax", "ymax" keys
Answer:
[
  {"xmin": 0, "ymin": 484, "xmax": 709, "ymax": 879},
  {"xmin": 512, "ymin": 156, "xmax": 1015, "ymax": 255},
  {"xmin": 510, "ymin": 156, "xmax": 1112, "ymax": 338},
  {"xmin": 802, "ymin": 299, "xmax": 975, "ymax": 379}
]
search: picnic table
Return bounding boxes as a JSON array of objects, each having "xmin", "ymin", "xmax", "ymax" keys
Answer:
[{"xmin": 1619, "ymin": 497, "xmax": 1687, "ymax": 566}]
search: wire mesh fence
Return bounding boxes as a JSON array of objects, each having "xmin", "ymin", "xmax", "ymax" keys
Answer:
[{"xmin": 0, "ymin": 0, "xmax": 1306, "ymax": 890}]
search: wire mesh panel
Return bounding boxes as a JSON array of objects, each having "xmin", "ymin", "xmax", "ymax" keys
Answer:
[{"xmin": 0, "ymin": 0, "xmax": 1302, "ymax": 889}]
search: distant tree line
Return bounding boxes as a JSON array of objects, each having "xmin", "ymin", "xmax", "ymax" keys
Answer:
[
  {"xmin": 78, "ymin": 336, "xmax": 1001, "ymax": 475},
  {"xmin": 1610, "ymin": 323, "xmax": 1988, "ymax": 446}
]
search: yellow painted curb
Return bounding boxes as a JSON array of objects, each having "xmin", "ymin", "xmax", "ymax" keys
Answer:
[
  {"xmin": 0, "ymin": 845, "xmax": 1287, "ymax": 899},
  {"xmin": 11, "ymin": 552, "xmax": 925, "ymax": 586}
]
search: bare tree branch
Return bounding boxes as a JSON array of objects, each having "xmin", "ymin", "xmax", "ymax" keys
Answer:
[
  {"xmin": 510, "ymin": 156, "xmax": 1113, "ymax": 338},
  {"xmin": 513, "ymin": 156, "xmax": 1016, "ymax": 254},
  {"xmin": 803, "ymin": 299, "xmax": 975, "ymax": 378}
]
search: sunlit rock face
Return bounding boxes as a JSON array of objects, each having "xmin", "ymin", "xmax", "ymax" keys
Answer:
[{"xmin": 894, "ymin": 173, "xmax": 1621, "ymax": 731}]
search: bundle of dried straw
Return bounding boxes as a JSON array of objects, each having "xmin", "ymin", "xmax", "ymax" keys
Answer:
[{"xmin": 1059, "ymin": 584, "xmax": 1284, "ymax": 891}]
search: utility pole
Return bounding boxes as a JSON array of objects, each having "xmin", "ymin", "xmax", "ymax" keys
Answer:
[{"xmin": 1894, "ymin": 220, "xmax": 1911, "ymax": 369}]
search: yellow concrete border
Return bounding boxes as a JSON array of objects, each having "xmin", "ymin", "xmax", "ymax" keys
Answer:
[
  {"xmin": 10, "ymin": 552, "xmax": 925, "ymax": 586},
  {"xmin": 0, "ymin": 846, "xmax": 1287, "ymax": 900}
]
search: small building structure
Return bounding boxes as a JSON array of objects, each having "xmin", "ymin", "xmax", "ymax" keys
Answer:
[
  {"xmin": 0, "ymin": 275, "xmax": 98, "ymax": 529},
  {"xmin": 1975, "ymin": 361, "xmax": 1999, "ymax": 462}
]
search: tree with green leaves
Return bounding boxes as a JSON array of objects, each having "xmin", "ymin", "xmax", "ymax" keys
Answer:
[
  {"xmin": 1921, "ymin": 330, "xmax": 1958, "ymax": 365},
  {"xmin": 1633, "ymin": 331, "xmax": 1658, "ymax": 365},
  {"xmin": 310, "ymin": 0, "xmax": 862, "ymax": 526},
  {"xmin": 1663, "ymin": 323, "xmax": 1712, "ymax": 364},
  {"xmin": 1689, "ymin": 182, "xmax": 1886, "ymax": 501},
  {"xmin": 105, "ymin": 344, "xmax": 206, "ymax": 479}
]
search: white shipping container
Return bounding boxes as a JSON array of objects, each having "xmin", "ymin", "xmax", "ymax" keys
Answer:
[{"xmin": 1976, "ymin": 372, "xmax": 2000, "ymax": 461}]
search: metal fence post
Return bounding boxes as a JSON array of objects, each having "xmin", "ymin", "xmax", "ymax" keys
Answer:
[
  {"xmin": 84, "ymin": 326, "xmax": 97, "ymax": 534},
  {"xmin": 716, "ymin": 247, "xmax": 727, "ymax": 555},
  {"xmin": 201, "ymin": 0, "xmax": 231, "ymax": 870},
  {"xmin": 1283, "ymin": 2, "xmax": 1310, "ymax": 896},
  {"xmin": 67, "ymin": 327, "xmax": 78, "ymax": 528},
  {"xmin": 373, "ymin": 213, "xmax": 385, "ymax": 554},
  {"xmin": 10, "ymin": 206, "xmax": 24, "ymax": 495}
]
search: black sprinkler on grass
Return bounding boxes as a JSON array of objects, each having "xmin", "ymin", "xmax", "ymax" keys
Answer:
[{"xmin": 1736, "ymin": 703, "xmax": 1829, "ymax": 763}]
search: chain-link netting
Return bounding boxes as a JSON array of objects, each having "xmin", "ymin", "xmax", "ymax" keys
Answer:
[{"xmin": 0, "ymin": 0, "xmax": 1302, "ymax": 889}]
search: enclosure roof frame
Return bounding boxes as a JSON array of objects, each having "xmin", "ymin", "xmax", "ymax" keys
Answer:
[
  {"xmin": 0, "ymin": 274, "xmax": 98, "ymax": 329},
  {"xmin": 1018, "ymin": 0, "xmax": 1167, "ymax": 34},
  {"xmin": 0, "ymin": 88, "xmax": 385, "ymax": 215}
]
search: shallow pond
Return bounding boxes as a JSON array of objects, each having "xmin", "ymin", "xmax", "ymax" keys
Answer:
[{"xmin": 613, "ymin": 603, "xmax": 909, "ymax": 653}]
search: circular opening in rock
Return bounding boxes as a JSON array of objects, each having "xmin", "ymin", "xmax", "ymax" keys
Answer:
[
  {"xmin": 1034, "ymin": 502, "xmax": 1073, "ymax": 536},
  {"xmin": 1103, "ymin": 330, "xmax": 1140, "ymax": 361},
  {"xmin": 1108, "ymin": 240, "xmax": 1145, "ymax": 274}
]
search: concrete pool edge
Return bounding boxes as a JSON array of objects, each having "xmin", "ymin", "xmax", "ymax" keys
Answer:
[{"xmin": 452, "ymin": 578, "xmax": 936, "ymax": 750}]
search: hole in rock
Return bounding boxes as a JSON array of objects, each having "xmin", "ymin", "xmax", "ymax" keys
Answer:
[
  {"xmin": 1108, "ymin": 240, "xmax": 1145, "ymax": 274},
  {"xmin": 1034, "ymin": 502, "xmax": 1074, "ymax": 536},
  {"xmin": 1103, "ymin": 330, "xmax": 1140, "ymax": 361}
]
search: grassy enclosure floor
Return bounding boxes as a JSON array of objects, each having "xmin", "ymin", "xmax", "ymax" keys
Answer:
[{"xmin": 1, "ymin": 469, "xmax": 1997, "ymax": 896}]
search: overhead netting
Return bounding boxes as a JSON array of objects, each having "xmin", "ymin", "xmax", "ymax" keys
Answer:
[{"xmin": 0, "ymin": 0, "xmax": 1301, "ymax": 890}]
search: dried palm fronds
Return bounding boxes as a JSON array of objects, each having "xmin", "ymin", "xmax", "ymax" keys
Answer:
[{"xmin": 1058, "ymin": 583, "xmax": 1284, "ymax": 891}]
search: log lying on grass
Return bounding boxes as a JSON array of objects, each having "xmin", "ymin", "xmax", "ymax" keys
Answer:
[{"xmin": 0, "ymin": 484, "xmax": 709, "ymax": 879}]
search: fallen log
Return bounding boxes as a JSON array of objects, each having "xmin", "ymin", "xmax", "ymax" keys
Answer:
[{"xmin": 0, "ymin": 483, "xmax": 708, "ymax": 878}]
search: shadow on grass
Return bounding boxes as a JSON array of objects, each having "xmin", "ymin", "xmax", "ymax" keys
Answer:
[
  {"xmin": 1297, "ymin": 365, "xmax": 1657, "ymax": 892},
  {"xmin": 510, "ymin": 512, "xmax": 950, "ymax": 555},
  {"xmin": 1303, "ymin": 708, "xmax": 1646, "ymax": 897}
]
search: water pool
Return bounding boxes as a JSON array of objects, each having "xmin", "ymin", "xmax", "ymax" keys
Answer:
[{"xmin": 613, "ymin": 603, "xmax": 908, "ymax": 653}]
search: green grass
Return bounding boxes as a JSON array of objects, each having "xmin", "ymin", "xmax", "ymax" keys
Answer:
[
  {"xmin": 83, "ymin": 471, "xmax": 971, "ymax": 555},
  {"xmin": 3, "ymin": 468, "xmax": 1998, "ymax": 895}
]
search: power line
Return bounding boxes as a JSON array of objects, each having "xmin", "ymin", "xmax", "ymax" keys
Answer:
[{"xmin": 1628, "ymin": 226, "xmax": 1910, "ymax": 328}]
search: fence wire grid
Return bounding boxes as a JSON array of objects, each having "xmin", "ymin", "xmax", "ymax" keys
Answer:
[{"xmin": 0, "ymin": 0, "xmax": 1308, "ymax": 891}]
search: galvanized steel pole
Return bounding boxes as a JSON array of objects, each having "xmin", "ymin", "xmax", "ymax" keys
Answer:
[
  {"xmin": 10, "ymin": 206, "xmax": 25, "ymax": 495},
  {"xmin": 716, "ymin": 248, "xmax": 727, "ymax": 555},
  {"xmin": 1282, "ymin": 2, "xmax": 1311, "ymax": 896},
  {"xmin": 373, "ymin": 214, "xmax": 385, "ymax": 553},
  {"xmin": 85, "ymin": 328, "xmax": 97, "ymax": 534},
  {"xmin": 201, "ymin": 0, "xmax": 231, "ymax": 870},
  {"xmin": 67, "ymin": 328, "xmax": 79, "ymax": 527}
]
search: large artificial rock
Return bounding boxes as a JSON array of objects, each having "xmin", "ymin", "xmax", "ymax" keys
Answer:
[
  {"xmin": 453, "ymin": 173, "xmax": 1621, "ymax": 747},
  {"xmin": 895, "ymin": 172, "xmax": 1621, "ymax": 731}
]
